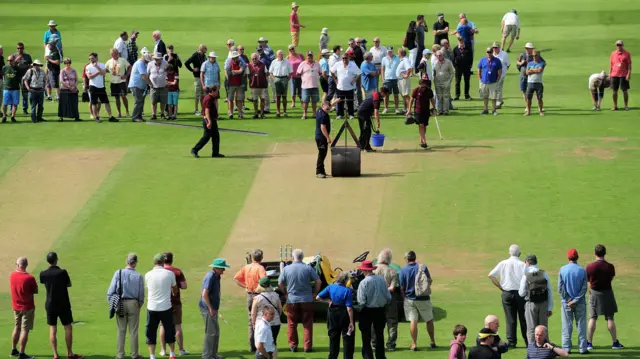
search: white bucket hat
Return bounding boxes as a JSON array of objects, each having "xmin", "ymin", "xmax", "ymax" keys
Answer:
[
  {"xmin": 32, "ymin": 59, "xmax": 44, "ymax": 66},
  {"xmin": 230, "ymin": 51, "xmax": 240, "ymax": 58},
  {"xmin": 152, "ymin": 52, "xmax": 163, "ymax": 60},
  {"xmin": 321, "ymin": 28, "xmax": 328, "ymax": 35},
  {"xmin": 48, "ymin": 20, "xmax": 57, "ymax": 27},
  {"xmin": 524, "ymin": 42, "xmax": 535, "ymax": 49},
  {"xmin": 208, "ymin": 51, "xmax": 217, "ymax": 58}
]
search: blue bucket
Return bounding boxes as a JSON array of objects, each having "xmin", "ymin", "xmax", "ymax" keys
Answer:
[{"xmin": 371, "ymin": 133, "xmax": 385, "ymax": 147}]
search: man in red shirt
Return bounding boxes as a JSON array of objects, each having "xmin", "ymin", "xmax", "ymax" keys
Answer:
[
  {"xmin": 225, "ymin": 51, "xmax": 246, "ymax": 119},
  {"xmin": 290, "ymin": 2, "xmax": 305, "ymax": 47},
  {"xmin": 586, "ymin": 244, "xmax": 624, "ymax": 350},
  {"xmin": 248, "ymin": 53, "xmax": 268, "ymax": 119},
  {"xmin": 160, "ymin": 252, "xmax": 188, "ymax": 356},
  {"xmin": 407, "ymin": 79, "xmax": 436, "ymax": 149},
  {"xmin": 610, "ymin": 40, "xmax": 631, "ymax": 111},
  {"xmin": 10, "ymin": 257, "xmax": 38, "ymax": 359},
  {"xmin": 191, "ymin": 86, "xmax": 224, "ymax": 158}
]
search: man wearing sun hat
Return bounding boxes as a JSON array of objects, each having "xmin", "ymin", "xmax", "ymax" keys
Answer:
[
  {"xmin": 357, "ymin": 260, "xmax": 391, "ymax": 359},
  {"xmin": 558, "ymin": 249, "xmax": 588, "ymax": 354},
  {"xmin": 21, "ymin": 59, "xmax": 46, "ymax": 123},
  {"xmin": 468, "ymin": 328, "xmax": 498, "ymax": 359},
  {"xmin": 147, "ymin": 52, "xmax": 169, "ymax": 120},
  {"xmin": 290, "ymin": 2, "xmax": 305, "ymax": 47},
  {"xmin": 200, "ymin": 51, "xmax": 221, "ymax": 89},
  {"xmin": 516, "ymin": 43, "xmax": 541, "ymax": 109},
  {"xmin": 43, "ymin": 20, "xmax": 63, "ymax": 56},
  {"xmin": 200, "ymin": 258, "xmax": 230, "ymax": 359},
  {"xmin": 610, "ymin": 40, "xmax": 632, "ymax": 111}
]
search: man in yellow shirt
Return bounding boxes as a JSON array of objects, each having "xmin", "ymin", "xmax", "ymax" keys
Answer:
[
  {"xmin": 105, "ymin": 48, "xmax": 132, "ymax": 118},
  {"xmin": 233, "ymin": 249, "xmax": 267, "ymax": 352}
]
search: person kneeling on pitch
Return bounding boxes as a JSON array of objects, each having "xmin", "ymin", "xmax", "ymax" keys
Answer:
[
  {"xmin": 357, "ymin": 87, "xmax": 389, "ymax": 152},
  {"xmin": 191, "ymin": 86, "xmax": 224, "ymax": 158},
  {"xmin": 407, "ymin": 79, "xmax": 436, "ymax": 148},
  {"xmin": 315, "ymin": 98, "xmax": 341, "ymax": 178}
]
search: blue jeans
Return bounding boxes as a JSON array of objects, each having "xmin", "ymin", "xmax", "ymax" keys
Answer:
[{"xmin": 561, "ymin": 300, "xmax": 587, "ymax": 353}]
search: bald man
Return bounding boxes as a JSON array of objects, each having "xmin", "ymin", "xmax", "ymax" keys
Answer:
[
  {"xmin": 477, "ymin": 315, "xmax": 509, "ymax": 358},
  {"xmin": 526, "ymin": 326, "xmax": 569, "ymax": 358},
  {"xmin": 10, "ymin": 257, "xmax": 39, "ymax": 359}
]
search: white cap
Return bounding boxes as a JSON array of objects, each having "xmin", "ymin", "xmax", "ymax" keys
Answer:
[
  {"xmin": 321, "ymin": 28, "xmax": 328, "ymax": 35},
  {"xmin": 208, "ymin": 51, "xmax": 217, "ymax": 58},
  {"xmin": 230, "ymin": 51, "xmax": 240, "ymax": 58},
  {"xmin": 141, "ymin": 47, "xmax": 150, "ymax": 55},
  {"xmin": 321, "ymin": 49, "xmax": 330, "ymax": 55}
]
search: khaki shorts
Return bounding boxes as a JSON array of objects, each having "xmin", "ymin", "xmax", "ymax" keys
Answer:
[
  {"xmin": 251, "ymin": 88, "xmax": 268, "ymax": 101},
  {"xmin": 502, "ymin": 25, "xmax": 517, "ymax": 41},
  {"xmin": 291, "ymin": 32, "xmax": 300, "ymax": 47},
  {"xmin": 227, "ymin": 86, "xmax": 245, "ymax": 101},
  {"xmin": 398, "ymin": 78, "xmax": 411, "ymax": 96},
  {"xmin": 403, "ymin": 299, "xmax": 433, "ymax": 322},
  {"xmin": 480, "ymin": 82, "xmax": 499, "ymax": 100},
  {"xmin": 150, "ymin": 87, "xmax": 168, "ymax": 105},
  {"xmin": 194, "ymin": 78, "xmax": 204, "ymax": 100},
  {"xmin": 14, "ymin": 309, "xmax": 35, "ymax": 330}
]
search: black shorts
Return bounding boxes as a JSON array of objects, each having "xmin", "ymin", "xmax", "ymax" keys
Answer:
[
  {"xmin": 591, "ymin": 87, "xmax": 605, "ymax": 102},
  {"xmin": 416, "ymin": 112, "xmax": 430, "ymax": 126},
  {"xmin": 46, "ymin": 308, "xmax": 74, "ymax": 326},
  {"xmin": 611, "ymin": 77, "xmax": 630, "ymax": 92},
  {"xmin": 526, "ymin": 82, "xmax": 544, "ymax": 100},
  {"xmin": 110, "ymin": 82, "xmax": 127, "ymax": 97},
  {"xmin": 88, "ymin": 86, "xmax": 110, "ymax": 105},
  {"xmin": 320, "ymin": 77, "xmax": 328, "ymax": 93}
]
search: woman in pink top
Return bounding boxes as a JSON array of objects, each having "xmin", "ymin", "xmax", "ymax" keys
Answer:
[
  {"xmin": 58, "ymin": 57, "xmax": 80, "ymax": 121},
  {"xmin": 449, "ymin": 324, "xmax": 467, "ymax": 359},
  {"xmin": 287, "ymin": 45, "xmax": 304, "ymax": 108}
]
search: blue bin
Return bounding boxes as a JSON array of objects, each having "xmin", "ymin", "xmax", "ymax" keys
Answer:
[{"xmin": 371, "ymin": 133, "xmax": 385, "ymax": 147}]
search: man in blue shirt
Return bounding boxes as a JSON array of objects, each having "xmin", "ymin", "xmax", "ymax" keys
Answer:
[
  {"xmin": 525, "ymin": 51, "xmax": 546, "ymax": 116},
  {"xmin": 319, "ymin": 49, "xmax": 332, "ymax": 103},
  {"xmin": 200, "ymin": 52, "xmax": 220, "ymax": 88},
  {"xmin": 381, "ymin": 47, "xmax": 402, "ymax": 114},
  {"xmin": 477, "ymin": 47, "xmax": 503, "ymax": 115},
  {"xmin": 399, "ymin": 250, "xmax": 436, "ymax": 350},
  {"xmin": 361, "ymin": 52, "xmax": 378, "ymax": 98},
  {"xmin": 357, "ymin": 260, "xmax": 391, "ymax": 359},
  {"xmin": 43, "ymin": 20, "xmax": 63, "ymax": 56},
  {"xmin": 199, "ymin": 258, "xmax": 229, "ymax": 359},
  {"xmin": 317, "ymin": 272, "xmax": 355, "ymax": 359},
  {"xmin": 558, "ymin": 249, "xmax": 588, "ymax": 354},
  {"xmin": 127, "ymin": 53, "xmax": 152, "ymax": 122}
]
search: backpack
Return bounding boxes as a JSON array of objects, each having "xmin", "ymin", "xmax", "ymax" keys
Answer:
[
  {"xmin": 525, "ymin": 270, "xmax": 548, "ymax": 303},
  {"xmin": 414, "ymin": 264, "xmax": 431, "ymax": 297}
]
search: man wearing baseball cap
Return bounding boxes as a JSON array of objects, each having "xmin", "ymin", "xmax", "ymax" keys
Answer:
[
  {"xmin": 610, "ymin": 40, "xmax": 631, "ymax": 111},
  {"xmin": 518, "ymin": 254, "xmax": 553, "ymax": 345},
  {"xmin": 290, "ymin": 3, "xmax": 305, "ymax": 47},
  {"xmin": 468, "ymin": 328, "xmax": 497, "ymax": 359},
  {"xmin": 558, "ymin": 249, "xmax": 588, "ymax": 354},
  {"xmin": 516, "ymin": 43, "xmax": 544, "ymax": 111},
  {"xmin": 356, "ymin": 260, "xmax": 390, "ymax": 359},
  {"xmin": 200, "ymin": 259, "xmax": 230, "ymax": 359},
  {"xmin": 297, "ymin": 50, "xmax": 322, "ymax": 120}
]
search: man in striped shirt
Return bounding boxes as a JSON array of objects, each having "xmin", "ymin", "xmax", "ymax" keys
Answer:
[{"xmin": 525, "ymin": 326, "xmax": 569, "ymax": 358}]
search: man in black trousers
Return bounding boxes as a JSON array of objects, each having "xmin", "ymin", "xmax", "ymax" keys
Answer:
[
  {"xmin": 357, "ymin": 87, "xmax": 388, "ymax": 152},
  {"xmin": 453, "ymin": 36, "xmax": 473, "ymax": 100},
  {"xmin": 314, "ymin": 97, "xmax": 340, "ymax": 178},
  {"xmin": 191, "ymin": 86, "xmax": 224, "ymax": 158}
]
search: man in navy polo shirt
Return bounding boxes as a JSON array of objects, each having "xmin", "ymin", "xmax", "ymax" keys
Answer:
[
  {"xmin": 477, "ymin": 47, "xmax": 502, "ymax": 115},
  {"xmin": 357, "ymin": 87, "xmax": 388, "ymax": 152},
  {"xmin": 314, "ymin": 97, "xmax": 340, "ymax": 178}
]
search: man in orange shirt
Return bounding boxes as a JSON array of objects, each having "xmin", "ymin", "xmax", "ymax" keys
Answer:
[
  {"xmin": 290, "ymin": 3, "xmax": 305, "ymax": 47},
  {"xmin": 233, "ymin": 249, "xmax": 267, "ymax": 352},
  {"xmin": 610, "ymin": 40, "xmax": 632, "ymax": 111}
]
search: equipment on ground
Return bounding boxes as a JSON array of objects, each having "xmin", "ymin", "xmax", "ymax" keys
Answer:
[
  {"xmin": 434, "ymin": 114, "xmax": 443, "ymax": 140},
  {"xmin": 146, "ymin": 120, "xmax": 269, "ymax": 136},
  {"xmin": 331, "ymin": 118, "xmax": 361, "ymax": 177}
]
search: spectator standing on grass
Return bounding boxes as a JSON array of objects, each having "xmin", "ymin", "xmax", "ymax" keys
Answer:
[
  {"xmin": 191, "ymin": 86, "xmax": 224, "ymax": 158},
  {"xmin": 453, "ymin": 37, "xmax": 473, "ymax": 100},
  {"xmin": 459, "ymin": 13, "xmax": 479, "ymax": 66},
  {"xmin": 269, "ymin": 50, "xmax": 293, "ymax": 118},
  {"xmin": 58, "ymin": 57, "xmax": 81, "ymax": 121},
  {"xmin": 525, "ymin": 51, "xmax": 545, "ymax": 116},
  {"xmin": 610, "ymin": 40, "xmax": 631, "ymax": 111},
  {"xmin": 319, "ymin": 49, "xmax": 331, "ymax": 103},
  {"xmin": 147, "ymin": 52, "xmax": 169, "ymax": 120},
  {"xmin": 249, "ymin": 52, "xmax": 269, "ymax": 119},
  {"xmin": 373, "ymin": 249, "xmax": 400, "ymax": 351},
  {"xmin": 588, "ymin": 71, "xmax": 609, "ymax": 111},
  {"xmin": 21, "ymin": 59, "xmax": 46, "ymax": 123},
  {"xmin": 519, "ymin": 254, "xmax": 553, "ymax": 345},
  {"xmin": 251, "ymin": 277, "xmax": 284, "ymax": 349},
  {"xmin": 414, "ymin": 15, "xmax": 427, "ymax": 72},
  {"xmin": 417, "ymin": 49, "xmax": 433, "ymax": 85},
  {"xmin": 86, "ymin": 52, "xmax": 118, "ymax": 123},
  {"xmin": 165, "ymin": 65, "xmax": 179, "ymax": 120},
  {"xmin": 407, "ymin": 79, "xmax": 436, "ymax": 148},
  {"xmin": 10, "ymin": 257, "xmax": 38, "ymax": 359},
  {"xmin": 126, "ymin": 31, "xmax": 140, "ymax": 69},
  {"xmin": 404, "ymin": 21, "xmax": 418, "ymax": 69},
  {"xmin": 278, "ymin": 249, "xmax": 321, "ymax": 353},
  {"xmin": 586, "ymin": 244, "xmax": 624, "ymax": 350},
  {"xmin": 433, "ymin": 13, "xmax": 449, "ymax": 45},
  {"xmin": 297, "ymin": 50, "xmax": 322, "ymax": 120},
  {"xmin": 449, "ymin": 325, "xmax": 467, "ymax": 359},
  {"xmin": 200, "ymin": 52, "xmax": 221, "ymax": 89},
  {"xmin": 517, "ymin": 43, "xmax": 540, "ymax": 110},
  {"xmin": 399, "ymin": 250, "xmax": 436, "ymax": 350},
  {"xmin": 477, "ymin": 47, "xmax": 502, "ymax": 115},
  {"xmin": 501, "ymin": 10, "xmax": 520, "ymax": 53},
  {"xmin": 357, "ymin": 260, "xmax": 391, "ymax": 359},
  {"xmin": 491, "ymin": 43, "xmax": 510, "ymax": 109},
  {"xmin": 106, "ymin": 253, "xmax": 144, "ymax": 359},
  {"xmin": 477, "ymin": 315, "xmax": 508, "ymax": 358},
  {"xmin": 153, "ymin": 31, "xmax": 167, "ymax": 57},
  {"xmin": 45, "ymin": 40, "xmax": 61, "ymax": 101},
  {"xmin": 316, "ymin": 272, "xmax": 355, "ymax": 359},
  {"xmin": 200, "ymin": 258, "xmax": 230, "ymax": 359},
  {"xmin": 488, "ymin": 245, "xmax": 527, "ymax": 348},
  {"xmin": 328, "ymin": 46, "xmax": 341, "ymax": 100},
  {"xmin": 369, "ymin": 37, "xmax": 386, "ymax": 87},
  {"xmin": 351, "ymin": 38, "xmax": 365, "ymax": 107},
  {"xmin": 468, "ymin": 328, "xmax": 497, "ymax": 359},
  {"xmin": 233, "ymin": 249, "xmax": 267, "ymax": 353},
  {"xmin": 319, "ymin": 28, "xmax": 330, "ymax": 52},
  {"xmin": 128, "ymin": 52, "xmax": 152, "ymax": 122},
  {"xmin": 452, "ymin": 19, "xmax": 475, "ymax": 62},
  {"xmin": 164, "ymin": 46, "xmax": 182, "ymax": 73},
  {"xmin": 159, "ymin": 253, "xmax": 188, "ymax": 356},
  {"xmin": 114, "ymin": 32, "xmax": 129, "ymax": 60},
  {"xmin": 290, "ymin": 3, "xmax": 304, "ymax": 47},
  {"xmin": 257, "ymin": 46, "xmax": 273, "ymax": 113},
  {"xmin": 225, "ymin": 51, "xmax": 246, "ymax": 119},
  {"xmin": 287, "ymin": 46, "xmax": 304, "ymax": 109},
  {"xmin": 2, "ymin": 55, "xmax": 20, "ymax": 123},
  {"xmin": 13, "ymin": 42, "xmax": 32, "ymax": 115},
  {"xmin": 526, "ymin": 326, "xmax": 569, "ymax": 359},
  {"xmin": 44, "ymin": 20, "xmax": 63, "ymax": 55},
  {"xmin": 558, "ymin": 249, "xmax": 588, "ymax": 354},
  {"xmin": 396, "ymin": 48, "xmax": 413, "ymax": 114},
  {"xmin": 144, "ymin": 254, "xmax": 177, "ymax": 359},
  {"xmin": 0, "ymin": 46, "xmax": 4, "ymax": 110},
  {"xmin": 361, "ymin": 52, "xmax": 378, "ymax": 98},
  {"xmin": 433, "ymin": 50, "xmax": 454, "ymax": 115},
  {"xmin": 105, "ymin": 48, "xmax": 131, "ymax": 118},
  {"xmin": 381, "ymin": 46, "xmax": 401, "ymax": 114},
  {"xmin": 39, "ymin": 252, "xmax": 83, "ymax": 359},
  {"xmin": 254, "ymin": 306, "xmax": 277, "ymax": 359},
  {"xmin": 185, "ymin": 44, "xmax": 208, "ymax": 115},
  {"xmin": 331, "ymin": 53, "xmax": 360, "ymax": 119}
]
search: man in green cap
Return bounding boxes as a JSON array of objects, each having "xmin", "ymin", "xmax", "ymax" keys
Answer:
[
  {"xmin": 144, "ymin": 254, "xmax": 178, "ymax": 359},
  {"xmin": 200, "ymin": 258, "xmax": 230, "ymax": 359}
]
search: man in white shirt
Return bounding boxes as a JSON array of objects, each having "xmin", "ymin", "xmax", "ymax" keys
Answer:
[
  {"xmin": 145, "ymin": 254, "xmax": 177, "ymax": 359},
  {"xmin": 488, "ymin": 244, "xmax": 527, "ymax": 348},
  {"xmin": 147, "ymin": 52, "xmax": 169, "ymax": 119},
  {"xmin": 395, "ymin": 48, "xmax": 413, "ymax": 113},
  {"xmin": 254, "ymin": 306, "xmax": 276, "ymax": 359},
  {"xmin": 105, "ymin": 48, "xmax": 131, "ymax": 118},
  {"xmin": 114, "ymin": 32, "xmax": 129, "ymax": 61},
  {"xmin": 369, "ymin": 37, "xmax": 387, "ymax": 88},
  {"xmin": 492, "ymin": 42, "xmax": 511, "ymax": 108},
  {"xmin": 85, "ymin": 52, "xmax": 118, "ymax": 123},
  {"xmin": 501, "ymin": 10, "xmax": 520, "ymax": 53},
  {"xmin": 331, "ymin": 53, "xmax": 361, "ymax": 119},
  {"xmin": 268, "ymin": 50, "xmax": 293, "ymax": 117}
]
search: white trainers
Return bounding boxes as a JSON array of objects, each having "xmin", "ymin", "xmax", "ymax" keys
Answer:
[
  {"xmin": 159, "ymin": 351, "xmax": 166, "ymax": 356},
  {"xmin": 382, "ymin": 108, "xmax": 388, "ymax": 114},
  {"xmin": 179, "ymin": 350, "xmax": 190, "ymax": 356},
  {"xmin": 194, "ymin": 110, "xmax": 201, "ymax": 115}
]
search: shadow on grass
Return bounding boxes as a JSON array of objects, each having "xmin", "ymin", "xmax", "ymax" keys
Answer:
[{"xmin": 383, "ymin": 145, "xmax": 493, "ymax": 154}]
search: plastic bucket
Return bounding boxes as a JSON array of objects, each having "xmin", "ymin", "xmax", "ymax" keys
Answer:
[{"xmin": 371, "ymin": 133, "xmax": 385, "ymax": 147}]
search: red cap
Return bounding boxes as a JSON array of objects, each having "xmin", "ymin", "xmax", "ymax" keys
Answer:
[{"xmin": 567, "ymin": 248, "xmax": 579, "ymax": 260}]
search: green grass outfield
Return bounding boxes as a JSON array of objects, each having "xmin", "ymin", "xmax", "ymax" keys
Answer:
[{"xmin": 1, "ymin": 0, "xmax": 639, "ymax": 359}]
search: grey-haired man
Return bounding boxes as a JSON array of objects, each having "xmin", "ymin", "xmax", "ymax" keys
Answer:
[
  {"xmin": 519, "ymin": 254, "xmax": 553, "ymax": 344},
  {"xmin": 107, "ymin": 254, "xmax": 145, "ymax": 359}
]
